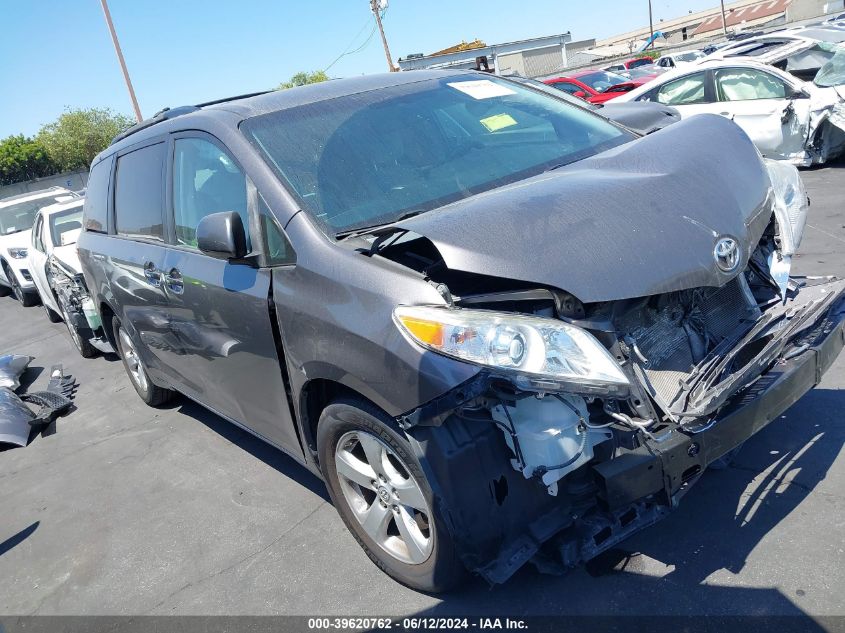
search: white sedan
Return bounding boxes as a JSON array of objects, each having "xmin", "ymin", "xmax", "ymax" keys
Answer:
[
  {"xmin": 28, "ymin": 198, "xmax": 103, "ymax": 357},
  {"xmin": 614, "ymin": 59, "xmax": 845, "ymax": 166},
  {"xmin": 654, "ymin": 50, "xmax": 706, "ymax": 69}
]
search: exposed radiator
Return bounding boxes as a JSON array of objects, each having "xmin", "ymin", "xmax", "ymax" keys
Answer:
[{"xmin": 617, "ymin": 278, "xmax": 760, "ymax": 408}]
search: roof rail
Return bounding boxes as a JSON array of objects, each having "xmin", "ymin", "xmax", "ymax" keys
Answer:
[
  {"xmin": 109, "ymin": 90, "xmax": 277, "ymax": 147},
  {"xmin": 195, "ymin": 90, "xmax": 275, "ymax": 108},
  {"xmin": 110, "ymin": 105, "xmax": 200, "ymax": 146}
]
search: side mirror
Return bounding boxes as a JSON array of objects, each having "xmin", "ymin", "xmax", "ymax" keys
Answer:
[
  {"xmin": 573, "ymin": 90, "xmax": 587, "ymax": 99},
  {"xmin": 197, "ymin": 211, "xmax": 247, "ymax": 260}
]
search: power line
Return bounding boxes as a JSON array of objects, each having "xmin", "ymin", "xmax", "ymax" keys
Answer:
[{"xmin": 324, "ymin": 8, "xmax": 386, "ymax": 73}]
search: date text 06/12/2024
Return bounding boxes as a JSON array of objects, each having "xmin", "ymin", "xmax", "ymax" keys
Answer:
[{"xmin": 306, "ymin": 618, "xmax": 528, "ymax": 630}]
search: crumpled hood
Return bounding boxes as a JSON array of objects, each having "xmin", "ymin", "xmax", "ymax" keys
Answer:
[
  {"xmin": 395, "ymin": 114, "xmax": 773, "ymax": 303},
  {"xmin": 51, "ymin": 244, "xmax": 82, "ymax": 275}
]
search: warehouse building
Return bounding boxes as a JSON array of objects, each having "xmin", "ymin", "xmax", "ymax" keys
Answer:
[{"xmin": 397, "ymin": 32, "xmax": 573, "ymax": 77}]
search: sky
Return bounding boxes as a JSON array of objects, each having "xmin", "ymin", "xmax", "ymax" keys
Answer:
[{"xmin": 0, "ymin": 0, "xmax": 721, "ymax": 138}]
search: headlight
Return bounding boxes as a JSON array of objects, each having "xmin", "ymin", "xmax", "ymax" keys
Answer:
[
  {"xmin": 764, "ymin": 158, "xmax": 808, "ymax": 256},
  {"xmin": 8, "ymin": 247, "xmax": 28, "ymax": 259},
  {"xmin": 394, "ymin": 305, "xmax": 630, "ymax": 395}
]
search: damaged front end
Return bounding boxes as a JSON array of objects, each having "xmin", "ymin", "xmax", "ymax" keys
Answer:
[
  {"xmin": 390, "ymin": 160, "xmax": 845, "ymax": 584},
  {"xmin": 48, "ymin": 256, "xmax": 113, "ymax": 354}
]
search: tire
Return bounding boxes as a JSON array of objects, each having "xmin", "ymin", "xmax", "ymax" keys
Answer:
[
  {"xmin": 58, "ymin": 297, "xmax": 96, "ymax": 358},
  {"xmin": 42, "ymin": 297, "xmax": 62, "ymax": 323},
  {"xmin": 4, "ymin": 264, "xmax": 36, "ymax": 307},
  {"xmin": 317, "ymin": 398, "xmax": 466, "ymax": 593},
  {"xmin": 112, "ymin": 316, "xmax": 175, "ymax": 406},
  {"xmin": 0, "ymin": 284, "xmax": 10, "ymax": 297}
]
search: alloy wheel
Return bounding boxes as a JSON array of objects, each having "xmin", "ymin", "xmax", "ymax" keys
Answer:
[
  {"xmin": 9, "ymin": 271, "xmax": 23, "ymax": 303},
  {"xmin": 334, "ymin": 430, "xmax": 434, "ymax": 565},
  {"xmin": 119, "ymin": 328, "xmax": 149, "ymax": 393}
]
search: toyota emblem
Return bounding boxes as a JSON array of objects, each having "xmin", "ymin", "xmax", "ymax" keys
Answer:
[{"xmin": 714, "ymin": 237, "xmax": 740, "ymax": 273}]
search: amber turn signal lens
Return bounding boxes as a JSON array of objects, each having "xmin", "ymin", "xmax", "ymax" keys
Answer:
[{"xmin": 397, "ymin": 316, "xmax": 444, "ymax": 347}]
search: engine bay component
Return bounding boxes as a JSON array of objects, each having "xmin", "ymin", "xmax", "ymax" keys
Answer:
[
  {"xmin": 491, "ymin": 394, "xmax": 612, "ymax": 488},
  {"xmin": 48, "ymin": 256, "xmax": 113, "ymax": 355}
]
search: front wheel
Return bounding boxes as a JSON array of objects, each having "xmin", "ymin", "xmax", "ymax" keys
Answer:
[
  {"xmin": 4, "ymin": 265, "xmax": 36, "ymax": 307},
  {"xmin": 42, "ymin": 295, "xmax": 62, "ymax": 323},
  {"xmin": 112, "ymin": 316, "xmax": 175, "ymax": 406},
  {"xmin": 58, "ymin": 297, "xmax": 95, "ymax": 357},
  {"xmin": 317, "ymin": 399, "xmax": 466, "ymax": 593}
]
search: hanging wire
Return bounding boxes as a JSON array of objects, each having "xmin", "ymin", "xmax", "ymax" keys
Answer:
[{"xmin": 324, "ymin": 7, "xmax": 387, "ymax": 73}]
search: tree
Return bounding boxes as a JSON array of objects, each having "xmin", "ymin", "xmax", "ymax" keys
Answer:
[
  {"xmin": 37, "ymin": 108, "xmax": 134, "ymax": 172},
  {"xmin": 0, "ymin": 135, "xmax": 56, "ymax": 186},
  {"xmin": 277, "ymin": 70, "xmax": 330, "ymax": 90}
]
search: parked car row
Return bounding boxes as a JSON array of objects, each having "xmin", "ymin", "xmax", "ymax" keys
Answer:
[
  {"xmin": 545, "ymin": 21, "xmax": 845, "ymax": 166},
  {"xmin": 0, "ymin": 188, "xmax": 107, "ymax": 357},
  {"xmin": 3, "ymin": 68, "xmax": 844, "ymax": 594}
]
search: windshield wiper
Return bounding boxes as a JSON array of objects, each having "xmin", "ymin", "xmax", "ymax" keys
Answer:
[
  {"xmin": 544, "ymin": 161, "xmax": 573, "ymax": 173},
  {"xmin": 335, "ymin": 209, "xmax": 427, "ymax": 241}
]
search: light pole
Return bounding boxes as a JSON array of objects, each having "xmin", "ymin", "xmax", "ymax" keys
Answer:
[
  {"xmin": 99, "ymin": 0, "xmax": 143, "ymax": 122},
  {"xmin": 370, "ymin": 0, "xmax": 397, "ymax": 72},
  {"xmin": 648, "ymin": 0, "xmax": 654, "ymax": 49},
  {"xmin": 720, "ymin": 0, "xmax": 729, "ymax": 36}
]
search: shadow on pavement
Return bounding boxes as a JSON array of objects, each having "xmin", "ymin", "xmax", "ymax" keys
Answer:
[
  {"xmin": 174, "ymin": 397, "xmax": 330, "ymax": 502},
  {"xmin": 0, "ymin": 521, "xmax": 38, "ymax": 558}
]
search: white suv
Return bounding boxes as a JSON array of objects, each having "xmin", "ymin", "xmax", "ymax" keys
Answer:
[{"xmin": 0, "ymin": 187, "xmax": 78, "ymax": 306}]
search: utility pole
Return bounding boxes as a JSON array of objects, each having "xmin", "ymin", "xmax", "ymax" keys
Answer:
[
  {"xmin": 370, "ymin": 0, "xmax": 397, "ymax": 72},
  {"xmin": 647, "ymin": 0, "xmax": 654, "ymax": 49},
  {"xmin": 720, "ymin": 0, "xmax": 729, "ymax": 36},
  {"xmin": 99, "ymin": 0, "xmax": 143, "ymax": 122}
]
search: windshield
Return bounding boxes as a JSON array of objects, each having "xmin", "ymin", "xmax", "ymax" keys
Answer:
[
  {"xmin": 815, "ymin": 45, "xmax": 845, "ymax": 86},
  {"xmin": 0, "ymin": 196, "xmax": 61, "ymax": 236},
  {"xmin": 243, "ymin": 76, "xmax": 632, "ymax": 236},
  {"xmin": 675, "ymin": 51, "xmax": 704, "ymax": 62},
  {"xmin": 628, "ymin": 58, "xmax": 654, "ymax": 69},
  {"xmin": 49, "ymin": 206, "xmax": 84, "ymax": 247},
  {"xmin": 625, "ymin": 67, "xmax": 661, "ymax": 79},
  {"xmin": 577, "ymin": 71, "xmax": 628, "ymax": 92}
]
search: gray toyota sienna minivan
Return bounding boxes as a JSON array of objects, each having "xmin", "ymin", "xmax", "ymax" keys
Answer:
[{"xmin": 78, "ymin": 70, "xmax": 845, "ymax": 592}]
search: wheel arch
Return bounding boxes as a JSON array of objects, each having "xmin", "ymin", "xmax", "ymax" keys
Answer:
[
  {"xmin": 98, "ymin": 300, "xmax": 118, "ymax": 348},
  {"xmin": 299, "ymin": 377, "xmax": 388, "ymax": 469}
]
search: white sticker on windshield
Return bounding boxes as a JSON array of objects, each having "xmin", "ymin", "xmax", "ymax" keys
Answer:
[{"xmin": 447, "ymin": 80, "xmax": 516, "ymax": 100}]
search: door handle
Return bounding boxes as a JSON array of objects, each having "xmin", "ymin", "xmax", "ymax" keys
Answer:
[
  {"xmin": 164, "ymin": 268, "xmax": 184, "ymax": 295},
  {"xmin": 143, "ymin": 261, "xmax": 162, "ymax": 287}
]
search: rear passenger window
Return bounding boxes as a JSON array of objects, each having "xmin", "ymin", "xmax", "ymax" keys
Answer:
[
  {"xmin": 172, "ymin": 138, "xmax": 249, "ymax": 248},
  {"xmin": 654, "ymin": 72, "xmax": 707, "ymax": 105},
  {"xmin": 83, "ymin": 156, "xmax": 112, "ymax": 233},
  {"xmin": 114, "ymin": 143, "xmax": 166, "ymax": 240}
]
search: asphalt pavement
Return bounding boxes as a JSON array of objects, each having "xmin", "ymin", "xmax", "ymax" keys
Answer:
[{"xmin": 0, "ymin": 157, "xmax": 843, "ymax": 618}]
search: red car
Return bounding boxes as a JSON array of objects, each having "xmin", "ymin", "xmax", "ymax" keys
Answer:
[
  {"xmin": 602, "ymin": 56, "xmax": 655, "ymax": 72},
  {"xmin": 543, "ymin": 69, "xmax": 654, "ymax": 104}
]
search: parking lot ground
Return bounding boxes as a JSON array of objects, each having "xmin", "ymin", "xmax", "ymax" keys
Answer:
[{"xmin": 0, "ymin": 158, "xmax": 843, "ymax": 618}]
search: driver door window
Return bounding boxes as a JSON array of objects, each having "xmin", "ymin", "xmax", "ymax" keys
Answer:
[
  {"xmin": 714, "ymin": 68, "xmax": 788, "ymax": 101},
  {"xmin": 172, "ymin": 137, "xmax": 250, "ymax": 249},
  {"xmin": 654, "ymin": 72, "xmax": 707, "ymax": 105}
]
